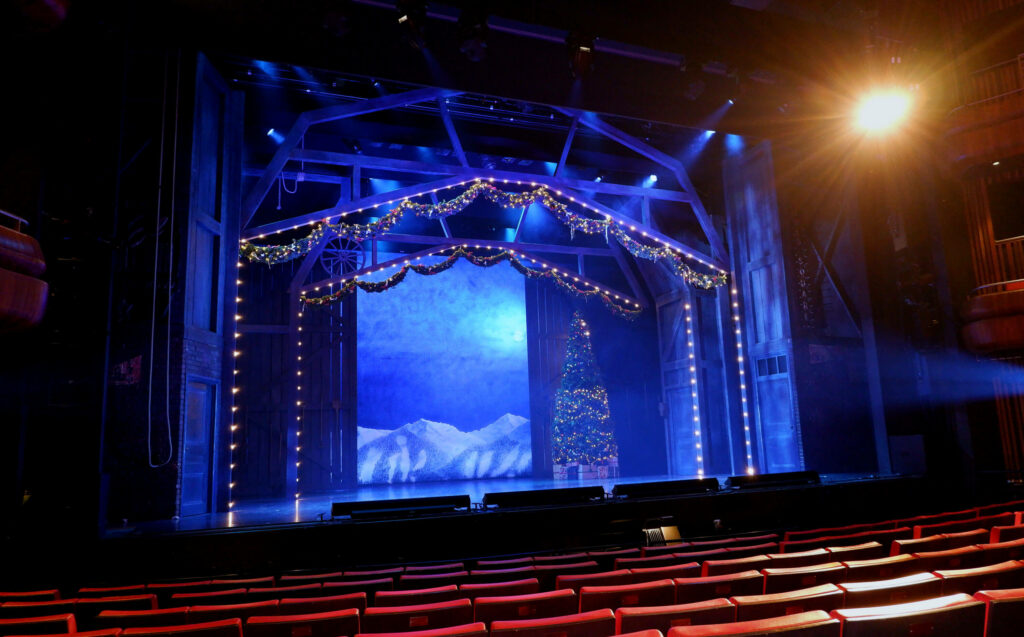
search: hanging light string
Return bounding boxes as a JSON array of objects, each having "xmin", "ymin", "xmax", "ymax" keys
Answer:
[
  {"xmin": 240, "ymin": 180, "xmax": 728, "ymax": 290},
  {"xmin": 684, "ymin": 301, "xmax": 705, "ymax": 477},
  {"xmin": 295, "ymin": 305, "xmax": 304, "ymax": 502},
  {"xmin": 731, "ymin": 285, "xmax": 755, "ymax": 475},
  {"xmin": 228, "ymin": 255, "xmax": 244, "ymax": 518},
  {"xmin": 301, "ymin": 244, "xmax": 643, "ymax": 319}
]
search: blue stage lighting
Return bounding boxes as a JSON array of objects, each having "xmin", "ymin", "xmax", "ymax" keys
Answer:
[
  {"xmin": 725, "ymin": 134, "xmax": 745, "ymax": 154},
  {"xmin": 728, "ymin": 98, "xmax": 735, "ymax": 105},
  {"xmin": 649, "ymin": 174, "xmax": 658, "ymax": 183},
  {"xmin": 266, "ymin": 128, "xmax": 285, "ymax": 143},
  {"xmin": 594, "ymin": 176, "xmax": 603, "ymax": 182}
]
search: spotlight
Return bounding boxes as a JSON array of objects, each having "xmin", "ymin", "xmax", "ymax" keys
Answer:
[
  {"xmin": 728, "ymin": 98, "xmax": 735, "ymax": 105},
  {"xmin": 266, "ymin": 128, "xmax": 285, "ymax": 143},
  {"xmin": 457, "ymin": 5, "xmax": 488, "ymax": 62},
  {"xmin": 396, "ymin": 0, "xmax": 427, "ymax": 49},
  {"xmin": 649, "ymin": 174, "xmax": 658, "ymax": 183},
  {"xmin": 855, "ymin": 89, "xmax": 912, "ymax": 135},
  {"xmin": 594, "ymin": 175, "xmax": 603, "ymax": 182},
  {"xmin": 567, "ymin": 31, "xmax": 595, "ymax": 79}
]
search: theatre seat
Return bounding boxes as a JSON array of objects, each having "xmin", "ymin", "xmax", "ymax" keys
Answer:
[
  {"xmin": 93, "ymin": 609, "xmax": 189, "ymax": 630},
  {"xmin": 674, "ymin": 571, "xmax": 764, "ymax": 605},
  {"xmin": 730, "ymin": 585, "xmax": 843, "ymax": 622},
  {"xmin": 467, "ymin": 568, "xmax": 536, "ymax": 585},
  {"xmin": 354, "ymin": 622, "xmax": 487, "ymax": 637},
  {"xmin": 0, "ymin": 592, "xmax": 60, "ymax": 604},
  {"xmin": 75, "ymin": 597, "xmax": 159, "ymax": 631},
  {"xmin": 837, "ymin": 572, "xmax": 943, "ymax": 608},
  {"xmin": 587, "ymin": 549, "xmax": 641, "ymax": 570},
  {"xmin": 617, "ymin": 631, "xmax": 662, "ymax": 637},
  {"xmin": 121, "ymin": 619, "xmax": 243, "ymax": 637},
  {"xmin": 489, "ymin": 608, "xmax": 615, "ymax": 637},
  {"xmin": 342, "ymin": 569, "xmax": 403, "ymax": 583},
  {"xmin": 0, "ymin": 613, "xmax": 77, "ymax": 636},
  {"xmin": 761, "ymin": 563, "xmax": 846, "ymax": 594},
  {"xmin": 277, "ymin": 573, "xmax": 345, "ymax": 585},
  {"xmin": 935, "ymin": 560, "xmax": 1024, "ymax": 596},
  {"xmin": 278, "ymin": 592, "xmax": 367, "ymax": 615},
  {"xmin": 976, "ymin": 538, "xmax": 1024, "ymax": 565},
  {"xmin": 374, "ymin": 585, "xmax": 463, "ymax": 607},
  {"xmin": 247, "ymin": 584, "xmax": 322, "ymax": 602},
  {"xmin": 145, "ymin": 583, "xmax": 213, "ymax": 606},
  {"xmin": 973, "ymin": 587, "xmax": 1024, "ymax": 637},
  {"xmin": 169, "ymin": 590, "xmax": 247, "ymax": 607},
  {"xmin": 245, "ymin": 609, "xmax": 360, "ymax": 637},
  {"xmin": 823, "ymin": 542, "xmax": 886, "ymax": 563},
  {"xmin": 77, "ymin": 588, "xmax": 146, "ymax": 599},
  {"xmin": 4, "ymin": 630, "xmax": 122, "ymax": 637},
  {"xmin": 990, "ymin": 525, "xmax": 1024, "ymax": 544},
  {"xmin": 829, "ymin": 592, "xmax": 984, "ymax": 636},
  {"xmin": 720, "ymin": 544, "xmax": 779, "ymax": 561},
  {"xmin": 474, "ymin": 558, "xmax": 534, "ymax": 569},
  {"xmin": 630, "ymin": 564, "xmax": 700, "ymax": 585},
  {"xmin": 765, "ymin": 549, "xmax": 830, "ymax": 570},
  {"xmin": 578, "ymin": 580, "xmax": 675, "ymax": 613},
  {"xmin": 890, "ymin": 535, "xmax": 947, "ymax": 556},
  {"xmin": 785, "ymin": 521, "xmax": 895, "ymax": 543},
  {"xmin": 457, "ymin": 580, "xmax": 538, "ymax": 601},
  {"xmin": 405, "ymin": 564, "xmax": 464, "ymax": 575},
  {"xmin": 533, "ymin": 554, "xmax": 589, "ymax": 567},
  {"xmin": 322, "ymin": 579, "xmax": 394, "ymax": 597},
  {"xmin": 911, "ymin": 545, "xmax": 984, "ymax": 572},
  {"xmin": 669, "ymin": 550, "xmax": 728, "ymax": 565},
  {"xmin": 665, "ymin": 610, "xmax": 839, "ymax": 636},
  {"xmin": 472, "ymin": 590, "xmax": 577, "ymax": 626},
  {"xmin": 944, "ymin": 529, "xmax": 990, "ymax": 549},
  {"xmin": 615, "ymin": 557, "xmax": 682, "ymax": 571},
  {"xmin": 615, "ymin": 599, "xmax": 735, "ymax": 633},
  {"xmin": 554, "ymin": 571, "xmax": 632, "ymax": 594},
  {"xmin": 186, "ymin": 600, "xmax": 280, "ymax": 624},
  {"xmin": 533, "ymin": 563, "xmax": 601, "ymax": 591},
  {"xmin": 912, "ymin": 513, "xmax": 1015, "ymax": 539},
  {"xmin": 841, "ymin": 554, "xmax": 919, "ymax": 582},
  {"xmin": 641, "ymin": 545, "xmax": 688, "ymax": 559},
  {"xmin": 210, "ymin": 579, "xmax": 275, "ymax": 591},
  {"xmin": 976, "ymin": 500, "xmax": 1024, "ymax": 517},
  {"xmin": 361, "ymin": 599, "xmax": 473, "ymax": 633},
  {"xmin": 701, "ymin": 556, "xmax": 770, "ymax": 578},
  {"xmin": 0, "ymin": 601, "xmax": 77, "ymax": 620}
]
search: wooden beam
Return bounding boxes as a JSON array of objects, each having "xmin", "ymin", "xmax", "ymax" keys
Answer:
[
  {"xmin": 555, "ymin": 114, "xmax": 580, "ymax": 177},
  {"xmin": 289, "ymin": 149, "xmax": 694, "ymax": 203},
  {"xmin": 241, "ymin": 87, "xmax": 461, "ymax": 228},
  {"xmin": 610, "ymin": 241, "xmax": 648, "ymax": 304},
  {"xmin": 438, "ymin": 98, "xmax": 469, "ymax": 167},
  {"xmin": 513, "ymin": 207, "xmax": 528, "ymax": 242}
]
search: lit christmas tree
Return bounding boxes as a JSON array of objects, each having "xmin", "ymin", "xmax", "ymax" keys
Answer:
[{"xmin": 552, "ymin": 311, "xmax": 618, "ymax": 468}]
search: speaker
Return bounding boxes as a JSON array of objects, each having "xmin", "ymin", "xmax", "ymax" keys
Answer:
[
  {"xmin": 482, "ymin": 486, "xmax": 605, "ymax": 509},
  {"xmin": 725, "ymin": 470, "xmax": 820, "ymax": 490},
  {"xmin": 612, "ymin": 478, "xmax": 720, "ymax": 499},
  {"xmin": 331, "ymin": 494, "xmax": 471, "ymax": 520}
]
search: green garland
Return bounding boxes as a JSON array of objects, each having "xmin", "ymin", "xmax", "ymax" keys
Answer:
[
  {"xmin": 240, "ymin": 180, "xmax": 728, "ymax": 290},
  {"xmin": 301, "ymin": 246, "xmax": 642, "ymax": 319}
]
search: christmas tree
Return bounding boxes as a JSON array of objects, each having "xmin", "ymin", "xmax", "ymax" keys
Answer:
[{"xmin": 552, "ymin": 311, "xmax": 618, "ymax": 466}]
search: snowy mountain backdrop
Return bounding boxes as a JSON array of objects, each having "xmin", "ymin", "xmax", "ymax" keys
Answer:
[{"xmin": 357, "ymin": 413, "xmax": 532, "ymax": 484}]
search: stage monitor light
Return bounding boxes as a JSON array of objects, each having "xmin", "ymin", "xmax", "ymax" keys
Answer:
[
  {"xmin": 331, "ymin": 494, "xmax": 471, "ymax": 520},
  {"xmin": 855, "ymin": 90, "xmax": 912, "ymax": 135}
]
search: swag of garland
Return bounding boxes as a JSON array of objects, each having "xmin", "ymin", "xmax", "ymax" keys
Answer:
[
  {"xmin": 301, "ymin": 246, "xmax": 643, "ymax": 319},
  {"xmin": 240, "ymin": 180, "xmax": 728, "ymax": 290}
]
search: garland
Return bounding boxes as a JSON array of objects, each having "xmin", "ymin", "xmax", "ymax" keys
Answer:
[
  {"xmin": 301, "ymin": 246, "xmax": 642, "ymax": 319},
  {"xmin": 240, "ymin": 180, "xmax": 728, "ymax": 290}
]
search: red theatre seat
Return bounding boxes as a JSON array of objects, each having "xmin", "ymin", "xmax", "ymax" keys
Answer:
[
  {"xmin": 322, "ymin": 579, "xmax": 394, "ymax": 597},
  {"xmin": 247, "ymin": 584, "xmax": 322, "ymax": 602},
  {"xmin": 911, "ymin": 545, "xmax": 985, "ymax": 572},
  {"xmin": 973, "ymin": 588, "xmax": 1024, "ymax": 637},
  {"xmin": 0, "ymin": 613, "xmax": 77, "ymax": 636},
  {"xmin": 186, "ymin": 600, "xmax": 280, "ymax": 624},
  {"xmin": 93, "ymin": 609, "xmax": 190, "ymax": 630},
  {"xmin": 472, "ymin": 590, "xmax": 577, "ymax": 626},
  {"xmin": 353, "ymin": 622, "xmax": 487, "ymax": 637},
  {"xmin": 77, "ymin": 588, "xmax": 147, "ymax": 599},
  {"xmin": 474, "ymin": 558, "xmax": 534, "ymax": 569},
  {"xmin": 895, "ymin": 507, "xmax": 980, "ymax": 529},
  {"xmin": 837, "ymin": 572, "xmax": 943, "ymax": 608},
  {"xmin": 630, "ymin": 564, "xmax": 700, "ymax": 585},
  {"xmin": 779, "ymin": 527, "xmax": 912, "ymax": 555},
  {"xmin": 278, "ymin": 592, "xmax": 367, "ymax": 615},
  {"xmin": 720, "ymin": 544, "xmax": 779, "ymax": 561},
  {"xmin": 765, "ymin": 549, "xmax": 830, "ymax": 570},
  {"xmin": 730, "ymin": 584, "xmax": 843, "ymax": 622},
  {"xmin": 976, "ymin": 537, "xmax": 1024, "ymax": 565},
  {"xmin": 587, "ymin": 549, "xmax": 641, "ymax": 570},
  {"xmin": 578, "ymin": 580, "xmax": 675, "ymax": 613},
  {"xmin": 761, "ymin": 563, "xmax": 846, "ymax": 594},
  {"xmin": 615, "ymin": 557, "xmax": 682, "ymax": 571},
  {"xmin": 976, "ymin": 500, "xmax": 1024, "ymax": 517},
  {"xmin": 554, "ymin": 571, "xmax": 632, "ymax": 594},
  {"xmin": 374, "ymin": 585, "xmax": 463, "ymax": 607},
  {"xmin": 121, "ymin": 619, "xmax": 243, "ymax": 637},
  {"xmin": 822, "ymin": 542, "xmax": 887, "ymax": 563},
  {"xmin": 701, "ymin": 556, "xmax": 770, "ymax": 578},
  {"xmin": 943, "ymin": 529, "xmax": 990, "ymax": 549},
  {"xmin": 245, "ymin": 609, "xmax": 361, "ymax": 637},
  {"xmin": 890, "ymin": 535, "xmax": 948, "ymax": 557},
  {"xmin": 615, "ymin": 599, "xmax": 736, "ymax": 633},
  {"xmin": 533, "ymin": 563, "xmax": 601, "ymax": 591},
  {"xmin": 533, "ymin": 555, "xmax": 589, "ymax": 567},
  {"xmin": 991, "ymin": 525, "xmax": 1024, "ymax": 544},
  {"xmin": 912, "ymin": 513, "xmax": 1015, "ymax": 539},
  {"xmin": 840, "ymin": 554, "xmax": 919, "ymax": 582},
  {"xmin": 341, "ymin": 569, "xmax": 403, "ymax": 583},
  {"xmin": 210, "ymin": 579, "xmax": 275, "ymax": 590},
  {"xmin": 640, "ymin": 545, "xmax": 688, "ymax": 559},
  {"xmin": 457, "ymin": 580, "xmax": 538, "ymax": 601},
  {"xmin": 665, "ymin": 610, "xmax": 839, "ymax": 636},
  {"xmin": 404, "ymin": 564, "xmax": 464, "ymax": 575},
  {"xmin": 669, "ymin": 550, "xmax": 728, "ymax": 565},
  {"xmin": 277, "ymin": 573, "xmax": 345, "ymax": 585},
  {"xmin": 5, "ymin": 631, "xmax": 123, "ymax": 637},
  {"xmin": 784, "ymin": 521, "xmax": 895, "ymax": 543},
  {"xmin": 0, "ymin": 601, "xmax": 77, "ymax": 620},
  {"xmin": 145, "ymin": 582, "xmax": 213, "ymax": 606},
  {"xmin": 674, "ymin": 571, "xmax": 764, "ymax": 605},
  {"xmin": 617, "ymin": 631, "xmax": 662, "ymax": 637},
  {"xmin": 489, "ymin": 608, "xmax": 616, "ymax": 637},
  {"xmin": 0, "ymin": 592, "xmax": 60, "ymax": 604},
  {"xmin": 935, "ymin": 560, "xmax": 1024, "ymax": 596},
  {"xmin": 75, "ymin": 597, "xmax": 159, "ymax": 631},
  {"xmin": 467, "ymin": 568, "xmax": 537, "ymax": 586},
  {"xmin": 361, "ymin": 599, "xmax": 473, "ymax": 633},
  {"xmin": 829, "ymin": 593, "xmax": 985, "ymax": 637},
  {"xmin": 169, "ymin": 590, "xmax": 248, "ymax": 607}
]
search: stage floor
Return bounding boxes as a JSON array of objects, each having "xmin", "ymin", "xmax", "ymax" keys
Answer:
[{"xmin": 110, "ymin": 472, "xmax": 880, "ymax": 537}]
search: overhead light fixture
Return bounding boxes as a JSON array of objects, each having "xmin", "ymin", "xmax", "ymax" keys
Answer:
[
  {"xmin": 855, "ymin": 89, "xmax": 912, "ymax": 135},
  {"xmin": 567, "ymin": 32, "xmax": 595, "ymax": 79},
  {"xmin": 396, "ymin": 0, "xmax": 427, "ymax": 49}
]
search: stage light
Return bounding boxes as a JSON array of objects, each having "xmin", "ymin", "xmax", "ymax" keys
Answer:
[
  {"xmin": 266, "ymin": 128, "xmax": 285, "ymax": 144},
  {"xmin": 855, "ymin": 89, "xmax": 912, "ymax": 134},
  {"xmin": 993, "ymin": 161, "xmax": 1001, "ymax": 166},
  {"xmin": 728, "ymin": 98, "xmax": 735, "ymax": 105},
  {"xmin": 396, "ymin": 0, "xmax": 427, "ymax": 49},
  {"xmin": 649, "ymin": 174, "xmax": 658, "ymax": 183},
  {"xmin": 567, "ymin": 32, "xmax": 595, "ymax": 79}
]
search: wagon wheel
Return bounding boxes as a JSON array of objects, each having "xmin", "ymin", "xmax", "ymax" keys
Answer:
[{"xmin": 319, "ymin": 235, "xmax": 366, "ymax": 276}]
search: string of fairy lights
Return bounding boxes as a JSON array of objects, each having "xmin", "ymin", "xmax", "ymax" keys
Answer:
[
  {"xmin": 239, "ymin": 178, "xmax": 728, "ymax": 291},
  {"xmin": 229, "ymin": 258, "xmax": 244, "ymax": 522},
  {"xmin": 300, "ymin": 244, "xmax": 642, "ymax": 318},
  {"xmin": 731, "ymin": 284, "xmax": 755, "ymax": 475},
  {"xmin": 295, "ymin": 305, "xmax": 304, "ymax": 509},
  {"xmin": 683, "ymin": 301, "xmax": 705, "ymax": 477}
]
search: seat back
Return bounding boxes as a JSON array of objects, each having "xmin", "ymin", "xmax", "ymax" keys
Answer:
[
  {"xmin": 0, "ymin": 613, "xmax": 77, "ymax": 636},
  {"xmin": 837, "ymin": 572, "xmax": 943, "ymax": 608},
  {"xmin": 374, "ymin": 585, "xmax": 463, "ymax": 607},
  {"xmin": 912, "ymin": 513, "xmax": 1015, "ymax": 539},
  {"xmin": 615, "ymin": 599, "xmax": 735, "ymax": 634},
  {"xmin": 911, "ymin": 545, "xmax": 984, "ymax": 572},
  {"xmin": 762, "ymin": 563, "xmax": 846, "ymax": 594},
  {"xmin": 247, "ymin": 584, "xmax": 322, "ymax": 602},
  {"xmin": 121, "ymin": 618, "xmax": 244, "ymax": 637},
  {"xmin": 322, "ymin": 579, "xmax": 394, "ymax": 597},
  {"xmin": 340, "ymin": 569, "xmax": 402, "ymax": 583},
  {"xmin": 829, "ymin": 592, "xmax": 984, "ymax": 637},
  {"xmin": 720, "ymin": 544, "xmax": 779, "ymax": 561},
  {"xmin": 974, "ymin": 587, "xmax": 1024, "ymax": 637},
  {"xmin": 474, "ymin": 558, "xmax": 534, "ymax": 569},
  {"xmin": 578, "ymin": 580, "xmax": 675, "ymax": 613},
  {"xmin": 187, "ymin": 600, "xmax": 280, "ymax": 624},
  {"xmin": 94, "ymin": 609, "xmax": 190, "ymax": 630},
  {"xmin": 674, "ymin": 571, "xmax": 764, "ymax": 605},
  {"xmin": 277, "ymin": 573, "xmax": 345, "ymax": 586},
  {"xmin": 245, "ymin": 608, "xmax": 360, "ymax": 637},
  {"xmin": 977, "ymin": 538, "xmax": 1024, "ymax": 565},
  {"xmin": 841, "ymin": 554, "xmax": 919, "ymax": 582},
  {"xmin": 533, "ymin": 554, "xmax": 589, "ymax": 567},
  {"xmin": 665, "ymin": 610, "xmax": 839, "ymax": 636},
  {"xmin": 943, "ymin": 529, "xmax": 990, "ymax": 549},
  {"xmin": 146, "ymin": 583, "xmax": 214, "ymax": 607},
  {"xmin": 701, "ymin": 556, "xmax": 770, "ymax": 578},
  {"xmin": 361, "ymin": 599, "xmax": 474, "ymax": 633},
  {"xmin": 404, "ymin": 564, "xmax": 465, "ymax": 576},
  {"xmin": 457, "ymin": 580, "xmax": 539, "ymax": 601},
  {"xmin": 614, "ymin": 557, "xmax": 681, "ymax": 571},
  {"xmin": 555, "ymin": 571, "xmax": 632, "ymax": 594},
  {"xmin": 822, "ymin": 542, "xmax": 886, "ymax": 563},
  {"xmin": 936, "ymin": 560, "xmax": 1024, "ymax": 596},
  {"xmin": 765, "ymin": 549, "xmax": 830, "ymax": 570},
  {"xmin": 890, "ymin": 534, "xmax": 948, "ymax": 556},
  {"xmin": 630, "ymin": 564, "xmax": 700, "ymax": 585},
  {"xmin": 0, "ymin": 601, "xmax": 77, "ymax": 620},
  {"xmin": 0, "ymin": 591, "xmax": 60, "ymax": 603},
  {"xmin": 278, "ymin": 592, "xmax": 367, "ymax": 615},
  {"xmin": 75, "ymin": 596, "xmax": 160, "ymax": 631},
  {"xmin": 169, "ymin": 590, "xmax": 248, "ymax": 607},
  {"xmin": 533, "ymin": 563, "xmax": 601, "ymax": 591},
  {"xmin": 210, "ymin": 578, "xmax": 275, "ymax": 591},
  {"xmin": 489, "ymin": 608, "xmax": 615, "ymax": 637},
  {"xmin": 587, "ymin": 549, "xmax": 641, "ymax": 570},
  {"xmin": 640, "ymin": 545, "xmax": 687, "ymax": 558},
  {"xmin": 467, "ymin": 568, "xmax": 536, "ymax": 585},
  {"xmin": 990, "ymin": 525, "xmax": 1024, "ymax": 544},
  {"xmin": 730, "ymin": 584, "xmax": 843, "ymax": 622},
  {"xmin": 353, "ymin": 621, "xmax": 487, "ymax": 637},
  {"xmin": 473, "ymin": 590, "xmax": 577, "ymax": 627},
  {"xmin": 785, "ymin": 521, "xmax": 895, "ymax": 543},
  {"xmin": 78, "ymin": 587, "xmax": 147, "ymax": 599}
]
